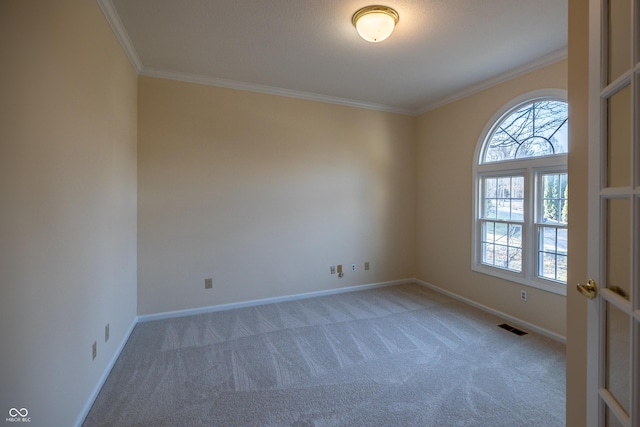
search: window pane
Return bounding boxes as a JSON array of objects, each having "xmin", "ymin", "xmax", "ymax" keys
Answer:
[
  {"xmin": 607, "ymin": 85, "xmax": 632, "ymax": 188},
  {"xmin": 512, "ymin": 199, "xmax": 524, "ymax": 221},
  {"xmin": 497, "ymin": 177, "xmax": 511, "ymax": 194},
  {"xmin": 542, "ymin": 173, "xmax": 568, "ymax": 224},
  {"xmin": 557, "ymin": 228, "xmax": 567, "ymax": 255},
  {"xmin": 484, "ymin": 199, "xmax": 497, "ymax": 219},
  {"xmin": 481, "ymin": 176, "xmax": 524, "ymax": 221},
  {"xmin": 495, "ymin": 222, "xmax": 508, "ymax": 243},
  {"xmin": 511, "ymin": 178, "xmax": 524, "ymax": 198},
  {"xmin": 509, "ymin": 224, "xmax": 522, "ymax": 247},
  {"xmin": 497, "ymin": 200, "xmax": 512, "ymax": 220},
  {"xmin": 507, "ymin": 247, "xmax": 522, "ymax": 272},
  {"xmin": 510, "ymin": 177, "xmax": 524, "ymax": 221},
  {"xmin": 607, "ymin": 0, "xmax": 631, "ymax": 84},
  {"xmin": 560, "ymin": 199, "xmax": 568, "ymax": 223},
  {"xmin": 556, "ymin": 255, "xmax": 567, "ymax": 283},
  {"xmin": 607, "ymin": 198, "xmax": 631, "ymax": 297},
  {"xmin": 485, "ymin": 177, "xmax": 497, "ymax": 198},
  {"xmin": 542, "ymin": 227, "xmax": 557, "ymax": 252},
  {"xmin": 481, "ymin": 221, "xmax": 522, "ymax": 272},
  {"xmin": 538, "ymin": 225, "xmax": 568, "ymax": 283},
  {"xmin": 495, "ymin": 244, "xmax": 508, "ymax": 267},
  {"xmin": 482, "ymin": 222, "xmax": 495, "ymax": 243},
  {"xmin": 483, "ymin": 243, "xmax": 495, "ymax": 265},
  {"xmin": 605, "ymin": 302, "xmax": 631, "ymax": 415},
  {"xmin": 539, "ymin": 252, "xmax": 557, "ymax": 279}
]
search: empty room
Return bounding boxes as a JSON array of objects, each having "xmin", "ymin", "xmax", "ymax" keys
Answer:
[{"xmin": 2, "ymin": 0, "xmax": 635, "ymax": 426}]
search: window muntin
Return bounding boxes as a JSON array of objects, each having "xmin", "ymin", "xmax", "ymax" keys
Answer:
[
  {"xmin": 482, "ymin": 100, "xmax": 568, "ymax": 163},
  {"xmin": 473, "ymin": 94, "xmax": 568, "ymax": 295}
]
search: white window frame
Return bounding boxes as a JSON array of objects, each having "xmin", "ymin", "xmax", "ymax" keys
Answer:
[{"xmin": 472, "ymin": 89, "xmax": 568, "ymax": 296}]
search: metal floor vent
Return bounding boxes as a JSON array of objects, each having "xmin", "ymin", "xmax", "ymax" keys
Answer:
[{"xmin": 498, "ymin": 323, "xmax": 528, "ymax": 336}]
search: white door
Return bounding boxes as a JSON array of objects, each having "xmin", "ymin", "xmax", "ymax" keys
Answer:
[{"xmin": 584, "ymin": 0, "xmax": 639, "ymax": 426}]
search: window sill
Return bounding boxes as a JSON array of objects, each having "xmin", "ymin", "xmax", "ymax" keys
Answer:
[{"xmin": 472, "ymin": 264, "xmax": 567, "ymax": 296}]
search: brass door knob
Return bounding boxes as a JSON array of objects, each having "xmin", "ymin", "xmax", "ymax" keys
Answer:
[{"xmin": 577, "ymin": 279, "xmax": 597, "ymax": 299}]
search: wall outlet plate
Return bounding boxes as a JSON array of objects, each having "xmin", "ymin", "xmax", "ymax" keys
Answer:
[
  {"xmin": 520, "ymin": 290, "xmax": 527, "ymax": 302},
  {"xmin": 364, "ymin": 261, "xmax": 370, "ymax": 271},
  {"xmin": 205, "ymin": 278, "xmax": 213, "ymax": 289},
  {"xmin": 105, "ymin": 323, "xmax": 110, "ymax": 342},
  {"xmin": 92, "ymin": 341, "xmax": 97, "ymax": 360},
  {"xmin": 330, "ymin": 266, "xmax": 336, "ymax": 274},
  {"xmin": 351, "ymin": 264, "xmax": 356, "ymax": 272}
]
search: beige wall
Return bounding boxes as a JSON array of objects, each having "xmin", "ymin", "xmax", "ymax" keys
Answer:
[
  {"xmin": 137, "ymin": 77, "xmax": 416, "ymax": 315},
  {"xmin": 415, "ymin": 60, "xmax": 568, "ymax": 337},
  {"xmin": 566, "ymin": 0, "xmax": 589, "ymax": 425},
  {"xmin": 0, "ymin": 1, "xmax": 138, "ymax": 426}
]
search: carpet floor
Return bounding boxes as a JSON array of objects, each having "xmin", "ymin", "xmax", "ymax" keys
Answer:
[{"xmin": 83, "ymin": 283, "xmax": 565, "ymax": 426}]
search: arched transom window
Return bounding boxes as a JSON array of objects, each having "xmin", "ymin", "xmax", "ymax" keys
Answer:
[
  {"xmin": 473, "ymin": 92, "xmax": 568, "ymax": 295},
  {"xmin": 482, "ymin": 100, "xmax": 568, "ymax": 163}
]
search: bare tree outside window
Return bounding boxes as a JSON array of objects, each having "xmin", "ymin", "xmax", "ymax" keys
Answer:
[{"xmin": 483, "ymin": 101, "xmax": 568, "ymax": 163}]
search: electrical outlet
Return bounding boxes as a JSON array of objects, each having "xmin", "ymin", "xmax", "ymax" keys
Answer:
[
  {"xmin": 105, "ymin": 323, "xmax": 110, "ymax": 342},
  {"xmin": 92, "ymin": 341, "xmax": 97, "ymax": 360},
  {"xmin": 351, "ymin": 264, "xmax": 356, "ymax": 272},
  {"xmin": 205, "ymin": 278, "xmax": 213, "ymax": 289},
  {"xmin": 364, "ymin": 261, "xmax": 370, "ymax": 271},
  {"xmin": 330, "ymin": 266, "xmax": 336, "ymax": 274},
  {"xmin": 520, "ymin": 290, "xmax": 527, "ymax": 302}
]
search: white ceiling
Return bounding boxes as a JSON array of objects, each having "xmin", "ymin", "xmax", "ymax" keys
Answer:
[{"xmin": 101, "ymin": 0, "xmax": 567, "ymax": 115}]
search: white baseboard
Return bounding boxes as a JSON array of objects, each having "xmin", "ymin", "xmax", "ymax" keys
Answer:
[
  {"xmin": 138, "ymin": 279, "xmax": 415, "ymax": 323},
  {"xmin": 414, "ymin": 279, "xmax": 566, "ymax": 344},
  {"xmin": 75, "ymin": 315, "xmax": 139, "ymax": 427}
]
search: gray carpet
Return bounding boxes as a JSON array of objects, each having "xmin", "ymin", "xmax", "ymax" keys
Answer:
[{"xmin": 83, "ymin": 283, "xmax": 566, "ymax": 426}]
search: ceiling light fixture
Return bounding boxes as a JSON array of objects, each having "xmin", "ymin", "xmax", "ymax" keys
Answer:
[{"xmin": 352, "ymin": 5, "xmax": 399, "ymax": 43}]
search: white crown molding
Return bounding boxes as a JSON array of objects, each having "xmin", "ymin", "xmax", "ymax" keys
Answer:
[
  {"xmin": 139, "ymin": 67, "xmax": 416, "ymax": 116},
  {"xmin": 415, "ymin": 47, "xmax": 569, "ymax": 115},
  {"xmin": 96, "ymin": 0, "xmax": 143, "ymax": 73},
  {"xmin": 97, "ymin": 0, "xmax": 566, "ymax": 117},
  {"xmin": 141, "ymin": 47, "xmax": 567, "ymax": 117}
]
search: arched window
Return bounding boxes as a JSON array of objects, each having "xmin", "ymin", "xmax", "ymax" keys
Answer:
[{"xmin": 473, "ymin": 90, "xmax": 568, "ymax": 295}]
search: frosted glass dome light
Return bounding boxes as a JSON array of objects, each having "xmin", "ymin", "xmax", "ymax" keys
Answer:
[{"xmin": 352, "ymin": 6, "xmax": 399, "ymax": 43}]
